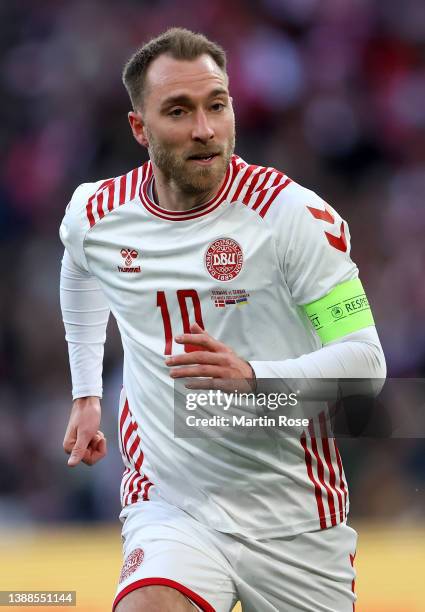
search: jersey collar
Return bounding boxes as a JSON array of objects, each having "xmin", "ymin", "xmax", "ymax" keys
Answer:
[{"xmin": 139, "ymin": 156, "xmax": 238, "ymax": 222}]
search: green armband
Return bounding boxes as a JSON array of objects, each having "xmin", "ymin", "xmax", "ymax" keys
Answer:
[{"xmin": 303, "ymin": 278, "xmax": 375, "ymax": 343}]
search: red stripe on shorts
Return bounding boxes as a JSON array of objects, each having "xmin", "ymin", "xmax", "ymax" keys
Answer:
[
  {"xmin": 350, "ymin": 552, "xmax": 356, "ymax": 610},
  {"xmin": 113, "ymin": 578, "xmax": 215, "ymax": 612}
]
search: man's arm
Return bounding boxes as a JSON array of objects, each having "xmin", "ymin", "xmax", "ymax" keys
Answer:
[
  {"xmin": 60, "ymin": 249, "xmax": 110, "ymax": 466},
  {"xmin": 254, "ymin": 327, "xmax": 385, "ymax": 381},
  {"xmin": 165, "ymin": 323, "xmax": 386, "ymax": 394},
  {"xmin": 249, "ymin": 325, "xmax": 386, "ymax": 397}
]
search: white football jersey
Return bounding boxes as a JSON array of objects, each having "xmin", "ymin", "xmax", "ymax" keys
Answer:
[{"xmin": 60, "ymin": 155, "xmax": 358, "ymax": 538}]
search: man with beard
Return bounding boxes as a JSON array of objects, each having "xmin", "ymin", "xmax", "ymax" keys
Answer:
[{"xmin": 60, "ymin": 28, "xmax": 385, "ymax": 612}]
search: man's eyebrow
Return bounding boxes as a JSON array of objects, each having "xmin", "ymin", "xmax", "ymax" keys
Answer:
[
  {"xmin": 160, "ymin": 88, "xmax": 229, "ymax": 110},
  {"xmin": 207, "ymin": 88, "xmax": 229, "ymax": 98}
]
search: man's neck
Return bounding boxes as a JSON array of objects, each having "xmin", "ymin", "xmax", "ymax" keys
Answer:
[{"xmin": 151, "ymin": 165, "xmax": 224, "ymax": 212}]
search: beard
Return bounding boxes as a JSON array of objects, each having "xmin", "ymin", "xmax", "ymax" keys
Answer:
[{"xmin": 146, "ymin": 127, "xmax": 235, "ymax": 198}]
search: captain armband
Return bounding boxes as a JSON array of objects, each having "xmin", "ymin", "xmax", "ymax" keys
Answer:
[{"xmin": 302, "ymin": 278, "xmax": 375, "ymax": 344}]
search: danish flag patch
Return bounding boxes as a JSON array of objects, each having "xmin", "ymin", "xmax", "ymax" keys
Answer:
[{"xmin": 306, "ymin": 202, "xmax": 347, "ymax": 253}]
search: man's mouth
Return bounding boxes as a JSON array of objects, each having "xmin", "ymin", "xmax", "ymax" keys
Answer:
[{"xmin": 187, "ymin": 152, "xmax": 219, "ymax": 162}]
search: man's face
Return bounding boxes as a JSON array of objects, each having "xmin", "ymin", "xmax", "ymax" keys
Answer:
[{"xmin": 137, "ymin": 53, "xmax": 235, "ymax": 197}]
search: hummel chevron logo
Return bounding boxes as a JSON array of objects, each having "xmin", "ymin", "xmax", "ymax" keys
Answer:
[
  {"xmin": 306, "ymin": 201, "xmax": 335, "ymax": 224},
  {"xmin": 118, "ymin": 248, "xmax": 141, "ymax": 273},
  {"xmin": 325, "ymin": 222, "xmax": 347, "ymax": 252},
  {"xmin": 306, "ymin": 202, "xmax": 347, "ymax": 252}
]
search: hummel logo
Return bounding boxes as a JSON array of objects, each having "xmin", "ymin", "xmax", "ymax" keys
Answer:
[
  {"xmin": 306, "ymin": 202, "xmax": 348, "ymax": 253},
  {"xmin": 121, "ymin": 248, "xmax": 138, "ymax": 266},
  {"xmin": 118, "ymin": 248, "xmax": 141, "ymax": 273}
]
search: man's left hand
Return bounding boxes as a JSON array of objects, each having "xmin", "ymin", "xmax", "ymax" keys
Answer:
[{"xmin": 165, "ymin": 322, "xmax": 255, "ymax": 391}]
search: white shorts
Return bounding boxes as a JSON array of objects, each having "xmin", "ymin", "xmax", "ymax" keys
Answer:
[{"xmin": 113, "ymin": 499, "xmax": 357, "ymax": 612}]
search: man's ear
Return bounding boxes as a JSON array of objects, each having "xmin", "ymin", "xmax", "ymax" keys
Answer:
[{"xmin": 128, "ymin": 111, "xmax": 149, "ymax": 148}]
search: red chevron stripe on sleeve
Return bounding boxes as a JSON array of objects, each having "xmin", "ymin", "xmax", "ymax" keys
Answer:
[
  {"xmin": 325, "ymin": 222, "xmax": 347, "ymax": 252},
  {"xmin": 306, "ymin": 201, "xmax": 335, "ymax": 224},
  {"xmin": 306, "ymin": 203, "xmax": 348, "ymax": 253}
]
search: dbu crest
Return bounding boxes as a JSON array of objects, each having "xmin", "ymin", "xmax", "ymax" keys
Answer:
[{"xmin": 205, "ymin": 238, "xmax": 243, "ymax": 282}]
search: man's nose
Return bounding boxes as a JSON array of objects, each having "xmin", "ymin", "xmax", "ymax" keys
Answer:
[{"xmin": 191, "ymin": 110, "xmax": 214, "ymax": 143}]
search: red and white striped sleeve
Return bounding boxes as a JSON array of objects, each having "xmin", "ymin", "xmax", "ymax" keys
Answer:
[{"xmin": 59, "ymin": 180, "xmax": 109, "ymax": 272}]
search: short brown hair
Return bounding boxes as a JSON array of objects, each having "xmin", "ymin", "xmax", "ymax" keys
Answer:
[{"xmin": 122, "ymin": 27, "xmax": 227, "ymax": 110}]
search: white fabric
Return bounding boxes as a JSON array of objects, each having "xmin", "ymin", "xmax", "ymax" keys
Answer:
[
  {"xmin": 251, "ymin": 326, "xmax": 386, "ymax": 393},
  {"xmin": 61, "ymin": 254, "xmax": 386, "ymax": 397},
  {"xmin": 59, "ymin": 180, "xmax": 107, "ymax": 271},
  {"xmin": 60, "ymin": 249, "xmax": 109, "ymax": 399},
  {"xmin": 59, "ymin": 155, "xmax": 386, "ymax": 538},
  {"xmin": 115, "ymin": 498, "xmax": 357, "ymax": 612}
]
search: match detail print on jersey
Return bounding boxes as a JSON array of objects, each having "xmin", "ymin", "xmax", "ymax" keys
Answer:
[{"xmin": 303, "ymin": 278, "xmax": 375, "ymax": 343}]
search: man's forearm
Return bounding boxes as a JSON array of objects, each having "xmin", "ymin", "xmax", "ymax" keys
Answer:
[
  {"xmin": 250, "ymin": 326, "xmax": 386, "ymax": 397},
  {"xmin": 60, "ymin": 249, "xmax": 110, "ymax": 399},
  {"xmin": 67, "ymin": 343, "xmax": 105, "ymax": 399}
]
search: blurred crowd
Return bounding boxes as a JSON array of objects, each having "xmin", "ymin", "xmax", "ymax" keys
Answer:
[{"xmin": 0, "ymin": 0, "xmax": 424, "ymax": 524}]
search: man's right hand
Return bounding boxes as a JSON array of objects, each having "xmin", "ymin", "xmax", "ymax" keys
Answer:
[{"xmin": 63, "ymin": 396, "xmax": 107, "ymax": 467}]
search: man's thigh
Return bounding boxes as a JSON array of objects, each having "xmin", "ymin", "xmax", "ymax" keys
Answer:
[
  {"xmin": 113, "ymin": 500, "xmax": 238, "ymax": 612},
  {"xmin": 235, "ymin": 523, "xmax": 357, "ymax": 612},
  {"xmin": 115, "ymin": 584, "xmax": 197, "ymax": 612}
]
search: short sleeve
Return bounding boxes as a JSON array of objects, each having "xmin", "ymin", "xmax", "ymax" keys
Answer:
[
  {"xmin": 59, "ymin": 181, "xmax": 103, "ymax": 272},
  {"xmin": 278, "ymin": 183, "xmax": 358, "ymax": 305}
]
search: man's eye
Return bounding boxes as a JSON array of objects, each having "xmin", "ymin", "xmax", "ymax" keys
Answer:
[
  {"xmin": 211, "ymin": 103, "xmax": 225, "ymax": 112},
  {"xmin": 169, "ymin": 108, "xmax": 184, "ymax": 117}
]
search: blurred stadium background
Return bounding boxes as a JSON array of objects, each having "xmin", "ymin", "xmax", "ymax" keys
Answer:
[{"xmin": 1, "ymin": 0, "xmax": 424, "ymax": 610}]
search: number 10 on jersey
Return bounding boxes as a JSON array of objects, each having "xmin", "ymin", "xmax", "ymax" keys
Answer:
[{"xmin": 157, "ymin": 290, "xmax": 205, "ymax": 354}]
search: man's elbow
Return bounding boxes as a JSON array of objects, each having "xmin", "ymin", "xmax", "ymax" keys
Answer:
[{"xmin": 367, "ymin": 339, "xmax": 387, "ymax": 396}]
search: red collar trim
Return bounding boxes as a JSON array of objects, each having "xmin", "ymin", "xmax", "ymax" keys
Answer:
[{"xmin": 139, "ymin": 156, "xmax": 237, "ymax": 221}]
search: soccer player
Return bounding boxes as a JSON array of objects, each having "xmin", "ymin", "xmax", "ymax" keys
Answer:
[{"xmin": 60, "ymin": 28, "xmax": 386, "ymax": 611}]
